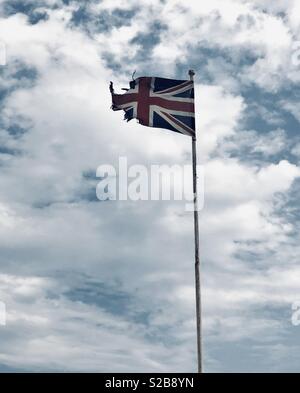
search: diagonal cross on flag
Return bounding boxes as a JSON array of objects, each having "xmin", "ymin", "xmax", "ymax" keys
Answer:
[{"xmin": 110, "ymin": 76, "xmax": 195, "ymax": 137}]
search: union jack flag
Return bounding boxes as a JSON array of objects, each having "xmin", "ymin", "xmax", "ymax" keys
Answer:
[{"xmin": 110, "ymin": 76, "xmax": 195, "ymax": 137}]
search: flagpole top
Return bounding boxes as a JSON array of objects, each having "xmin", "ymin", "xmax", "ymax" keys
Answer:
[{"xmin": 189, "ymin": 69, "xmax": 195, "ymax": 81}]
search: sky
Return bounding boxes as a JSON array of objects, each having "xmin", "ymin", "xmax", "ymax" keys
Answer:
[{"xmin": 0, "ymin": 0, "xmax": 300, "ymax": 373}]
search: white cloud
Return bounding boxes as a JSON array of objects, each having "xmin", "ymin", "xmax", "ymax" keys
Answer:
[
  {"xmin": 0, "ymin": 0, "xmax": 300, "ymax": 373},
  {"xmin": 197, "ymin": 84, "xmax": 245, "ymax": 159}
]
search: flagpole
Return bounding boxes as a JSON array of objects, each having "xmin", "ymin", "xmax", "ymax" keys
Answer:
[{"xmin": 189, "ymin": 69, "xmax": 203, "ymax": 373}]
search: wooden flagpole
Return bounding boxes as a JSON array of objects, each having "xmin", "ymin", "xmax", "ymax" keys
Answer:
[{"xmin": 189, "ymin": 69, "xmax": 203, "ymax": 373}]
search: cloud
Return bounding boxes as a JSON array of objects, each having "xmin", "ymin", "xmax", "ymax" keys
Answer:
[
  {"xmin": 0, "ymin": 0, "xmax": 300, "ymax": 373},
  {"xmin": 291, "ymin": 143, "xmax": 300, "ymax": 158},
  {"xmin": 0, "ymin": 273, "xmax": 197, "ymax": 372}
]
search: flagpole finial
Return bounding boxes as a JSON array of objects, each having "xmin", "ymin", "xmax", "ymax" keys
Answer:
[{"xmin": 189, "ymin": 69, "xmax": 195, "ymax": 81}]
